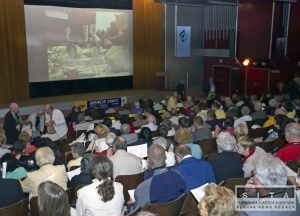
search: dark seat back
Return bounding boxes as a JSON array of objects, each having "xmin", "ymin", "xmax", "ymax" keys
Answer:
[
  {"xmin": 0, "ymin": 199, "xmax": 29, "ymax": 216},
  {"xmin": 142, "ymin": 193, "xmax": 186, "ymax": 216},
  {"xmin": 115, "ymin": 172, "xmax": 145, "ymax": 203},
  {"xmin": 199, "ymin": 138, "xmax": 217, "ymax": 159},
  {"xmin": 181, "ymin": 192, "xmax": 198, "ymax": 216}
]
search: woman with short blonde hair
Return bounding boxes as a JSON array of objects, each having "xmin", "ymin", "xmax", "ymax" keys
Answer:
[
  {"xmin": 93, "ymin": 124, "xmax": 110, "ymax": 153},
  {"xmin": 22, "ymin": 147, "xmax": 68, "ymax": 200},
  {"xmin": 198, "ymin": 183, "xmax": 238, "ymax": 216}
]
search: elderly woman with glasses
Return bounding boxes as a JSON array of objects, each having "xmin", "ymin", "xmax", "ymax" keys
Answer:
[
  {"xmin": 198, "ymin": 183, "xmax": 238, "ymax": 216},
  {"xmin": 208, "ymin": 132, "xmax": 244, "ymax": 184},
  {"xmin": 235, "ymin": 135, "xmax": 266, "ymax": 177}
]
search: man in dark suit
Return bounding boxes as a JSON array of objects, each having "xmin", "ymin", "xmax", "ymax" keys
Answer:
[
  {"xmin": 3, "ymin": 102, "xmax": 22, "ymax": 144},
  {"xmin": 0, "ymin": 178, "xmax": 26, "ymax": 208}
]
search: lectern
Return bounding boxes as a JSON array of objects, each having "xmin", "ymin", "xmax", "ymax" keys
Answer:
[{"xmin": 155, "ymin": 72, "xmax": 166, "ymax": 91}]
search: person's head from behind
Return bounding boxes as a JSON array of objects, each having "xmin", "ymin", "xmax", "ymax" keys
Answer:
[
  {"xmin": 39, "ymin": 137, "xmax": 60, "ymax": 156},
  {"xmin": 241, "ymin": 106, "xmax": 250, "ymax": 117},
  {"xmin": 0, "ymin": 133, "xmax": 7, "ymax": 146},
  {"xmin": 38, "ymin": 181, "xmax": 70, "ymax": 216},
  {"xmin": 35, "ymin": 147, "xmax": 55, "ymax": 167},
  {"xmin": 175, "ymin": 145, "xmax": 192, "ymax": 163},
  {"xmin": 120, "ymin": 115, "xmax": 130, "ymax": 125},
  {"xmin": 216, "ymin": 132, "xmax": 236, "ymax": 153},
  {"xmin": 156, "ymin": 125, "xmax": 168, "ymax": 138},
  {"xmin": 140, "ymin": 127, "xmax": 152, "ymax": 141},
  {"xmin": 274, "ymin": 114, "xmax": 292, "ymax": 130},
  {"xmin": 120, "ymin": 124, "xmax": 131, "ymax": 135},
  {"xmin": 134, "ymin": 112, "xmax": 143, "ymax": 121},
  {"xmin": 102, "ymin": 117, "xmax": 112, "ymax": 128},
  {"xmin": 147, "ymin": 144, "xmax": 166, "ymax": 169},
  {"xmin": 152, "ymin": 136, "xmax": 168, "ymax": 151},
  {"xmin": 224, "ymin": 116, "xmax": 234, "ymax": 129},
  {"xmin": 81, "ymin": 154, "xmax": 95, "ymax": 174},
  {"xmin": 105, "ymin": 132, "xmax": 116, "ymax": 147},
  {"xmin": 70, "ymin": 142, "xmax": 85, "ymax": 159},
  {"xmin": 14, "ymin": 140, "xmax": 27, "ymax": 155},
  {"xmin": 91, "ymin": 156, "xmax": 115, "ymax": 202},
  {"xmin": 161, "ymin": 119, "xmax": 173, "ymax": 131},
  {"xmin": 175, "ymin": 128, "xmax": 193, "ymax": 145},
  {"xmin": 253, "ymin": 155, "xmax": 287, "ymax": 188},
  {"xmin": 234, "ymin": 124, "xmax": 248, "ymax": 140},
  {"xmin": 284, "ymin": 122, "xmax": 300, "ymax": 143},
  {"xmin": 94, "ymin": 124, "xmax": 109, "ymax": 139},
  {"xmin": 283, "ymin": 101, "xmax": 294, "ymax": 112},
  {"xmin": 0, "ymin": 153, "xmax": 19, "ymax": 172},
  {"xmin": 198, "ymin": 183, "xmax": 238, "ymax": 216},
  {"xmin": 112, "ymin": 136, "xmax": 127, "ymax": 151},
  {"xmin": 178, "ymin": 117, "xmax": 189, "ymax": 128},
  {"xmin": 146, "ymin": 115, "xmax": 156, "ymax": 124},
  {"xmin": 254, "ymin": 101, "xmax": 262, "ymax": 111},
  {"xmin": 206, "ymin": 110, "xmax": 216, "ymax": 121},
  {"xmin": 193, "ymin": 116, "xmax": 204, "ymax": 128},
  {"xmin": 162, "ymin": 111, "xmax": 171, "ymax": 120},
  {"xmin": 18, "ymin": 131, "xmax": 31, "ymax": 142}
]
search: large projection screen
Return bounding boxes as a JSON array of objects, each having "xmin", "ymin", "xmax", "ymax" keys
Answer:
[{"xmin": 25, "ymin": 5, "xmax": 133, "ymax": 82}]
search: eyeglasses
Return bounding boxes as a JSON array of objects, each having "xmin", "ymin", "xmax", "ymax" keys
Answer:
[{"xmin": 197, "ymin": 203, "xmax": 207, "ymax": 212}]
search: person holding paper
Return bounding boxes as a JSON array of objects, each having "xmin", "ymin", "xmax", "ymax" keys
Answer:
[
  {"xmin": 172, "ymin": 145, "xmax": 215, "ymax": 193},
  {"xmin": 129, "ymin": 144, "xmax": 185, "ymax": 212},
  {"xmin": 67, "ymin": 142, "xmax": 85, "ymax": 171},
  {"xmin": 44, "ymin": 104, "xmax": 68, "ymax": 140},
  {"xmin": 107, "ymin": 136, "xmax": 142, "ymax": 178},
  {"xmin": 68, "ymin": 154, "xmax": 95, "ymax": 188}
]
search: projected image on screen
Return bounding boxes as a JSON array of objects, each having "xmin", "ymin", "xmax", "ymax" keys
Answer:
[{"xmin": 25, "ymin": 6, "xmax": 133, "ymax": 82}]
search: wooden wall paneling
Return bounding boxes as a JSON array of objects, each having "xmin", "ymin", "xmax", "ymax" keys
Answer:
[
  {"xmin": 0, "ymin": 0, "xmax": 29, "ymax": 102},
  {"xmin": 133, "ymin": 0, "xmax": 162, "ymax": 90}
]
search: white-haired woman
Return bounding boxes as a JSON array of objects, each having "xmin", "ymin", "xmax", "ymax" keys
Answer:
[
  {"xmin": 22, "ymin": 147, "xmax": 68, "ymax": 200},
  {"xmin": 208, "ymin": 132, "xmax": 243, "ymax": 184}
]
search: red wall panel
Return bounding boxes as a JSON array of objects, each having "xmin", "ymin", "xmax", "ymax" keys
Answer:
[{"xmin": 237, "ymin": 2, "xmax": 273, "ymax": 58}]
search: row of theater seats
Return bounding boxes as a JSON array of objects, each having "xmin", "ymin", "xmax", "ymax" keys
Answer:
[{"xmin": 0, "ymin": 174, "xmax": 253, "ymax": 216}]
